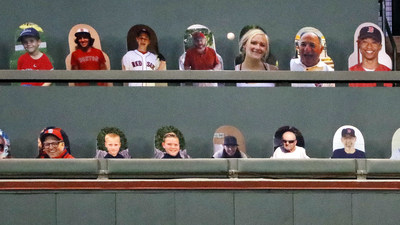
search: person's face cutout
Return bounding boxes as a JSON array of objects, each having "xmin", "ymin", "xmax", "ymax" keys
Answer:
[
  {"xmin": 42, "ymin": 135, "xmax": 65, "ymax": 158},
  {"xmin": 22, "ymin": 36, "xmax": 41, "ymax": 54},
  {"xmin": 77, "ymin": 35, "xmax": 90, "ymax": 48},
  {"xmin": 162, "ymin": 137, "xmax": 180, "ymax": 157},
  {"xmin": 223, "ymin": 145, "xmax": 238, "ymax": 156},
  {"xmin": 341, "ymin": 135, "xmax": 356, "ymax": 149},
  {"xmin": 299, "ymin": 33, "xmax": 323, "ymax": 67},
  {"xmin": 105, "ymin": 135, "xmax": 121, "ymax": 157},
  {"xmin": 282, "ymin": 131, "xmax": 297, "ymax": 152},
  {"xmin": 136, "ymin": 33, "xmax": 150, "ymax": 49},
  {"xmin": 194, "ymin": 37, "xmax": 206, "ymax": 51},
  {"xmin": 358, "ymin": 37, "xmax": 382, "ymax": 61},
  {"xmin": 245, "ymin": 34, "xmax": 268, "ymax": 60}
]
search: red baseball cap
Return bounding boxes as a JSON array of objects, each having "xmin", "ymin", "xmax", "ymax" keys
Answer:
[
  {"xmin": 40, "ymin": 127, "xmax": 64, "ymax": 142},
  {"xmin": 192, "ymin": 31, "xmax": 205, "ymax": 40}
]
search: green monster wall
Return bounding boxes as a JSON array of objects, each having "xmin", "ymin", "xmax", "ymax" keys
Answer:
[
  {"xmin": 0, "ymin": 0, "xmax": 378, "ymax": 70},
  {"xmin": 1, "ymin": 82, "xmax": 399, "ymax": 159}
]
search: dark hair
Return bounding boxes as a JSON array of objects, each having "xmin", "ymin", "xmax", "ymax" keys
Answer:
[{"xmin": 74, "ymin": 33, "xmax": 95, "ymax": 47}]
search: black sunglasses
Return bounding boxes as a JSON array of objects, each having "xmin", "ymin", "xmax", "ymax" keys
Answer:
[{"xmin": 282, "ymin": 140, "xmax": 296, "ymax": 144}]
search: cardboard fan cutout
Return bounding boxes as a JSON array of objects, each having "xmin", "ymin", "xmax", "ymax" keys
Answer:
[
  {"xmin": 10, "ymin": 22, "xmax": 53, "ymax": 70},
  {"xmin": 124, "ymin": 24, "xmax": 166, "ymax": 86},
  {"xmin": 179, "ymin": 24, "xmax": 224, "ymax": 70},
  {"xmin": 234, "ymin": 25, "xmax": 277, "ymax": 67},
  {"xmin": 348, "ymin": 22, "xmax": 391, "ymax": 70},
  {"xmin": 332, "ymin": 125, "xmax": 365, "ymax": 158},
  {"xmin": 65, "ymin": 24, "xmax": 110, "ymax": 70},
  {"xmin": 213, "ymin": 125, "xmax": 246, "ymax": 155},
  {"xmin": 293, "ymin": 27, "xmax": 334, "ymax": 70},
  {"xmin": 390, "ymin": 128, "xmax": 400, "ymax": 159},
  {"xmin": 273, "ymin": 126, "xmax": 305, "ymax": 150}
]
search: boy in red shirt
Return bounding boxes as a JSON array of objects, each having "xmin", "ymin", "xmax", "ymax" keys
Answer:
[{"xmin": 17, "ymin": 27, "xmax": 53, "ymax": 86}]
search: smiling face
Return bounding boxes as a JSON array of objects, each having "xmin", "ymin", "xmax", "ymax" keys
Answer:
[
  {"xmin": 244, "ymin": 34, "xmax": 268, "ymax": 60},
  {"xmin": 105, "ymin": 134, "xmax": 121, "ymax": 157},
  {"xmin": 341, "ymin": 135, "xmax": 356, "ymax": 149},
  {"xmin": 358, "ymin": 37, "xmax": 381, "ymax": 61},
  {"xmin": 223, "ymin": 145, "xmax": 238, "ymax": 156},
  {"xmin": 22, "ymin": 36, "xmax": 41, "ymax": 54},
  {"xmin": 136, "ymin": 32, "xmax": 150, "ymax": 50},
  {"xmin": 42, "ymin": 135, "xmax": 65, "ymax": 158},
  {"xmin": 299, "ymin": 32, "xmax": 323, "ymax": 67},
  {"xmin": 78, "ymin": 36, "xmax": 90, "ymax": 48},
  {"xmin": 162, "ymin": 136, "xmax": 180, "ymax": 157}
]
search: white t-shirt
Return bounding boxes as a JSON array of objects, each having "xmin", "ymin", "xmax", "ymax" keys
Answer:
[{"xmin": 271, "ymin": 146, "xmax": 310, "ymax": 159}]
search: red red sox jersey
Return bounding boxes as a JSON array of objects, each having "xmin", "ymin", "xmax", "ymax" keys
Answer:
[
  {"xmin": 71, "ymin": 47, "xmax": 106, "ymax": 70},
  {"xmin": 122, "ymin": 50, "xmax": 160, "ymax": 70}
]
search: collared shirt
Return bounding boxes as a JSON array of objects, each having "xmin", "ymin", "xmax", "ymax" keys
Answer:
[{"xmin": 290, "ymin": 58, "xmax": 335, "ymax": 87}]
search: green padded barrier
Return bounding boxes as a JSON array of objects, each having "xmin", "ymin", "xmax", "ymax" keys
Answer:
[
  {"xmin": 0, "ymin": 159, "xmax": 99, "ymax": 178},
  {"xmin": 237, "ymin": 159, "xmax": 357, "ymax": 178},
  {"xmin": 366, "ymin": 159, "xmax": 400, "ymax": 178},
  {"xmin": 107, "ymin": 159, "xmax": 230, "ymax": 178}
]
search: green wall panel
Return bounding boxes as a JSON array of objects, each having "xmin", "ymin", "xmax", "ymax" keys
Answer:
[
  {"xmin": 116, "ymin": 193, "xmax": 175, "ymax": 225},
  {"xmin": 352, "ymin": 193, "xmax": 400, "ymax": 225},
  {"xmin": 57, "ymin": 193, "xmax": 115, "ymax": 225},
  {"xmin": 175, "ymin": 192, "xmax": 234, "ymax": 225},
  {"xmin": 293, "ymin": 193, "xmax": 352, "ymax": 225},
  {"xmin": 235, "ymin": 192, "xmax": 293, "ymax": 225},
  {"xmin": 0, "ymin": 194, "xmax": 56, "ymax": 225}
]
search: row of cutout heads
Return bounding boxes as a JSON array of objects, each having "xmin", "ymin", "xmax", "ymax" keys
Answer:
[
  {"xmin": 13, "ymin": 22, "xmax": 389, "ymax": 69},
  {"xmin": 3, "ymin": 125, "xmax": 400, "ymax": 159}
]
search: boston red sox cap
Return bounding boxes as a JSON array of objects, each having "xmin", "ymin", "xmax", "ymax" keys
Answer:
[
  {"xmin": 192, "ymin": 31, "xmax": 206, "ymax": 40},
  {"xmin": 40, "ymin": 127, "xmax": 65, "ymax": 143},
  {"xmin": 341, "ymin": 128, "xmax": 356, "ymax": 137},
  {"xmin": 358, "ymin": 26, "xmax": 381, "ymax": 43}
]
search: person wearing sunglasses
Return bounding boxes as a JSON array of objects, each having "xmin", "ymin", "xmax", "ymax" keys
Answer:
[{"xmin": 271, "ymin": 131, "xmax": 309, "ymax": 159}]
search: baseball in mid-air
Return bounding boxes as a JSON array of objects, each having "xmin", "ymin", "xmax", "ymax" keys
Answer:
[{"xmin": 227, "ymin": 32, "xmax": 235, "ymax": 40}]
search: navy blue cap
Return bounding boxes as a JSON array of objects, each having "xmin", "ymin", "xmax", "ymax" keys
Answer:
[{"xmin": 17, "ymin": 27, "xmax": 40, "ymax": 42}]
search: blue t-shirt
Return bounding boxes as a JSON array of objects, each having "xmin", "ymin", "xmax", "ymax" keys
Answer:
[{"xmin": 331, "ymin": 148, "xmax": 366, "ymax": 158}]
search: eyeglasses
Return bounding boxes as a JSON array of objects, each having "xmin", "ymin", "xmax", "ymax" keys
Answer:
[
  {"xmin": 43, "ymin": 141, "xmax": 62, "ymax": 148},
  {"xmin": 282, "ymin": 140, "xmax": 296, "ymax": 144}
]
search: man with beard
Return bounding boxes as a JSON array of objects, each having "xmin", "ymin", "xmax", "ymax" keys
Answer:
[
  {"xmin": 331, "ymin": 128, "xmax": 366, "ymax": 158},
  {"xmin": 184, "ymin": 31, "xmax": 221, "ymax": 70}
]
